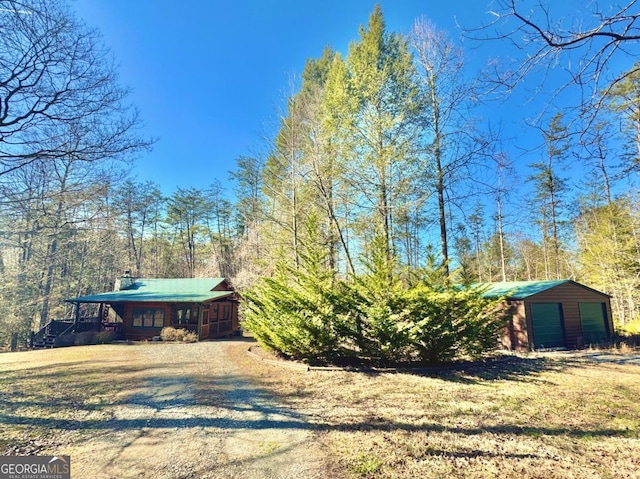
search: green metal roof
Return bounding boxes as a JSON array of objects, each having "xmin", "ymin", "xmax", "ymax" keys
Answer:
[
  {"xmin": 477, "ymin": 280, "xmax": 571, "ymax": 299},
  {"xmin": 67, "ymin": 278, "xmax": 233, "ymax": 304}
]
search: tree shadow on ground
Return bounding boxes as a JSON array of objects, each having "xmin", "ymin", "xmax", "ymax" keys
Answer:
[
  {"xmin": 1, "ymin": 346, "xmax": 637, "ymax": 472},
  {"xmin": 304, "ymin": 354, "xmax": 577, "ymax": 384},
  {"xmin": 405, "ymin": 354, "xmax": 574, "ymax": 384},
  {"xmin": 0, "ymin": 361, "xmax": 312, "ymax": 434}
]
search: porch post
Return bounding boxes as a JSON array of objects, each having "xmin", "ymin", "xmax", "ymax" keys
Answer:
[
  {"xmin": 196, "ymin": 304, "xmax": 201, "ymax": 340},
  {"xmin": 74, "ymin": 302, "xmax": 80, "ymax": 331},
  {"xmin": 97, "ymin": 303, "xmax": 104, "ymax": 332}
]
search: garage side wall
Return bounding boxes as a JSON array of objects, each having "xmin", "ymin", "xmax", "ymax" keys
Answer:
[
  {"xmin": 501, "ymin": 300, "xmax": 529, "ymax": 351},
  {"xmin": 525, "ymin": 283, "xmax": 613, "ymax": 349}
]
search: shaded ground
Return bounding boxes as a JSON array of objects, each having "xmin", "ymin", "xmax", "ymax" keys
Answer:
[
  {"xmin": 0, "ymin": 341, "xmax": 328, "ymax": 479},
  {"xmin": 545, "ymin": 350, "xmax": 640, "ymax": 366}
]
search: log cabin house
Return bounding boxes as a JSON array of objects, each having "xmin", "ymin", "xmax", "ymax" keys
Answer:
[
  {"xmin": 65, "ymin": 276, "xmax": 240, "ymax": 341},
  {"xmin": 482, "ymin": 280, "xmax": 614, "ymax": 351}
]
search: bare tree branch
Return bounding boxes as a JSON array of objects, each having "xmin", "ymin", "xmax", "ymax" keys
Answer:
[
  {"xmin": 0, "ymin": 0, "xmax": 153, "ymax": 177},
  {"xmin": 465, "ymin": 0, "xmax": 640, "ymax": 126}
]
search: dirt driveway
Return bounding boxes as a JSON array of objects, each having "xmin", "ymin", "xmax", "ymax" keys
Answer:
[{"xmin": 0, "ymin": 341, "xmax": 326, "ymax": 479}]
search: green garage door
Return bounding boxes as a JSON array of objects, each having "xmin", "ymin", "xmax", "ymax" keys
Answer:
[
  {"xmin": 530, "ymin": 303, "xmax": 566, "ymax": 349},
  {"xmin": 579, "ymin": 302, "xmax": 608, "ymax": 344}
]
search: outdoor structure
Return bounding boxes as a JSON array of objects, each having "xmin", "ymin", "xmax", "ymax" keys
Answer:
[
  {"xmin": 483, "ymin": 280, "xmax": 614, "ymax": 351},
  {"xmin": 65, "ymin": 276, "xmax": 240, "ymax": 341}
]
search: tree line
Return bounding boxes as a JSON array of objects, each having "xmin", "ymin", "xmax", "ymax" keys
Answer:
[
  {"xmin": 2, "ymin": 1, "xmax": 640, "ymax": 348},
  {"xmin": 236, "ymin": 6, "xmax": 640, "ymax": 336}
]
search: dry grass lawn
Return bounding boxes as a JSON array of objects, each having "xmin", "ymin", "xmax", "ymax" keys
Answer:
[
  {"xmin": 1, "ymin": 342, "xmax": 639, "ymax": 478},
  {"xmin": 231, "ymin": 346, "xmax": 640, "ymax": 479}
]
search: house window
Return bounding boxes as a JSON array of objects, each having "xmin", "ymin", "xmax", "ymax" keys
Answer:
[
  {"xmin": 202, "ymin": 309, "xmax": 209, "ymax": 325},
  {"xmin": 222, "ymin": 304, "xmax": 231, "ymax": 320},
  {"xmin": 132, "ymin": 308, "xmax": 164, "ymax": 328},
  {"xmin": 174, "ymin": 307, "xmax": 196, "ymax": 325}
]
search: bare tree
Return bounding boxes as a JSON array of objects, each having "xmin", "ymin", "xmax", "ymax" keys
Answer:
[
  {"xmin": 492, "ymin": 152, "xmax": 515, "ymax": 282},
  {"xmin": 411, "ymin": 17, "xmax": 490, "ymax": 276},
  {"xmin": 578, "ymin": 121, "xmax": 617, "ymax": 205},
  {"xmin": 0, "ymin": 0, "xmax": 151, "ymax": 340},
  {"xmin": 0, "ymin": 0, "xmax": 151, "ymax": 177}
]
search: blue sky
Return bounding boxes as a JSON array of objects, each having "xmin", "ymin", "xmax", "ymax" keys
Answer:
[
  {"xmin": 69, "ymin": 0, "xmax": 623, "ymax": 205},
  {"xmin": 70, "ymin": 0, "xmax": 508, "ymax": 195}
]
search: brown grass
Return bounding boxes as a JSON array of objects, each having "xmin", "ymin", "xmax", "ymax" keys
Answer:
[
  {"xmin": 230, "ymin": 345, "xmax": 640, "ymax": 479},
  {"xmin": 1, "ymin": 343, "xmax": 639, "ymax": 478}
]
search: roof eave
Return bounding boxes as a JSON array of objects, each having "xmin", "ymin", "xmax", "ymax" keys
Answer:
[{"xmin": 66, "ymin": 291, "xmax": 235, "ymax": 304}]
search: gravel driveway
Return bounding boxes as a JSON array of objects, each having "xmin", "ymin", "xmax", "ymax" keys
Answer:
[
  {"xmin": 520, "ymin": 349, "xmax": 640, "ymax": 366},
  {"xmin": 4, "ymin": 341, "xmax": 325, "ymax": 479}
]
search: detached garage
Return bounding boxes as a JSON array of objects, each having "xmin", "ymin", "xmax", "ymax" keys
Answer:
[{"xmin": 482, "ymin": 280, "xmax": 614, "ymax": 351}]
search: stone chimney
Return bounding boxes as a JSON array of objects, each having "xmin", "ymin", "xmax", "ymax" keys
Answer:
[{"xmin": 114, "ymin": 270, "xmax": 136, "ymax": 291}]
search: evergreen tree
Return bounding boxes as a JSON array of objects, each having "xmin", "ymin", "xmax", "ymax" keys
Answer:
[
  {"xmin": 329, "ymin": 6, "xmax": 423, "ymax": 260},
  {"xmin": 165, "ymin": 188, "xmax": 212, "ymax": 278},
  {"xmin": 603, "ymin": 62, "xmax": 640, "ymax": 174},
  {"xmin": 528, "ymin": 113, "xmax": 569, "ymax": 280}
]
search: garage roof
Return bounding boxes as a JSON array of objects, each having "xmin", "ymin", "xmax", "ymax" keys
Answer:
[{"xmin": 479, "ymin": 280, "xmax": 571, "ymax": 299}]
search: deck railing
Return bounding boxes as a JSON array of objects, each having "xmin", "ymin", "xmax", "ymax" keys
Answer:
[{"xmin": 30, "ymin": 317, "xmax": 104, "ymax": 348}]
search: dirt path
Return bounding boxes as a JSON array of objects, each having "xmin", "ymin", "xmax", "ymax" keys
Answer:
[{"xmin": 1, "ymin": 341, "xmax": 325, "ymax": 479}]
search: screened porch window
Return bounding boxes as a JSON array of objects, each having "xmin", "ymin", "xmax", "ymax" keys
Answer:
[
  {"xmin": 174, "ymin": 307, "xmax": 197, "ymax": 325},
  {"xmin": 132, "ymin": 308, "xmax": 164, "ymax": 328}
]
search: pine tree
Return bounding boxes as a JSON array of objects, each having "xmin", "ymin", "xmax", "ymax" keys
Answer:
[
  {"xmin": 528, "ymin": 113, "xmax": 569, "ymax": 280},
  {"xmin": 334, "ymin": 6, "xmax": 423, "ymax": 260}
]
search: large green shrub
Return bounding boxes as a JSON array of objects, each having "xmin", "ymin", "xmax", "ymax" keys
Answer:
[
  {"xmin": 403, "ymin": 285, "xmax": 506, "ymax": 363},
  {"xmin": 242, "ymin": 249, "xmax": 350, "ymax": 362},
  {"xmin": 242, "ymin": 214, "xmax": 351, "ymax": 362},
  {"xmin": 243, "ymin": 230, "xmax": 507, "ymax": 365},
  {"xmin": 344, "ymin": 235, "xmax": 412, "ymax": 363}
]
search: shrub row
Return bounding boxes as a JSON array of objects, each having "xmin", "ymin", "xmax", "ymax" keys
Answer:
[{"xmin": 54, "ymin": 330, "xmax": 119, "ymax": 347}]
